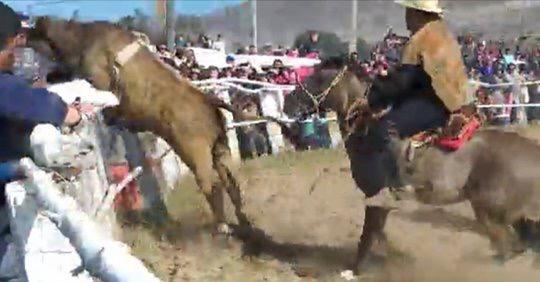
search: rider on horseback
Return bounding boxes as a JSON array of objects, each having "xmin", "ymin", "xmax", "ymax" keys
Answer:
[{"xmin": 362, "ymin": 0, "xmax": 471, "ymax": 206}]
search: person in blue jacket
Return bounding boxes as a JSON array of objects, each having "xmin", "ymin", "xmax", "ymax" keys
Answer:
[
  {"xmin": 0, "ymin": 2, "xmax": 82, "ymax": 271},
  {"xmin": 0, "ymin": 1, "xmax": 82, "ymax": 198}
]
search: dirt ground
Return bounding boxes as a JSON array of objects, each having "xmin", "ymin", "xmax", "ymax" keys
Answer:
[{"xmin": 122, "ymin": 146, "xmax": 540, "ymax": 282}]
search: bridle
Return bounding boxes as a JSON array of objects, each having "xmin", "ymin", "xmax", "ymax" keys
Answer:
[
  {"xmin": 296, "ymin": 65, "xmax": 391, "ymax": 141},
  {"xmin": 297, "ymin": 65, "xmax": 349, "ymax": 116}
]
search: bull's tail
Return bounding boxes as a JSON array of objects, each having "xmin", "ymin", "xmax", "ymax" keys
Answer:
[
  {"xmin": 205, "ymin": 94, "xmax": 242, "ymax": 118},
  {"xmin": 264, "ymin": 116, "xmax": 305, "ymax": 150}
]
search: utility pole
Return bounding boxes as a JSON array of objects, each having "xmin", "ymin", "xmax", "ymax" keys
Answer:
[
  {"xmin": 27, "ymin": 4, "xmax": 32, "ymax": 19},
  {"xmin": 165, "ymin": 0, "xmax": 176, "ymax": 50},
  {"xmin": 251, "ymin": 0, "xmax": 257, "ymax": 48},
  {"xmin": 349, "ymin": 0, "xmax": 358, "ymax": 54}
]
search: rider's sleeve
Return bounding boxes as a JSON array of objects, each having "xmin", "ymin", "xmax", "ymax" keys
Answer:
[
  {"xmin": 0, "ymin": 161, "xmax": 25, "ymax": 183},
  {"xmin": 368, "ymin": 65, "xmax": 432, "ymax": 110},
  {"xmin": 401, "ymin": 36, "xmax": 421, "ymax": 66},
  {"xmin": 0, "ymin": 74, "xmax": 68, "ymax": 127}
]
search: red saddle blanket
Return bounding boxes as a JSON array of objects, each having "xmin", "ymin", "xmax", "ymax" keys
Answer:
[
  {"xmin": 437, "ymin": 116, "xmax": 481, "ymax": 151},
  {"xmin": 410, "ymin": 115, "xmax": 482, "ymax": 151}
]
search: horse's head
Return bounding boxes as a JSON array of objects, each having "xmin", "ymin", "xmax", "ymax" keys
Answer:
[{"xmin": 284, "ymin": 57, "xmax": 369, "ymax": 120}]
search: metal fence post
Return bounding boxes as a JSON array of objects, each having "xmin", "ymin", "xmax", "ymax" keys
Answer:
[
  {"xmin": 326, "ymin": 111, "xmax": 343, "ymax": 148},
  {"xmin": 260, "ymin": 89, "xmax": 285, "ymax": 155}
]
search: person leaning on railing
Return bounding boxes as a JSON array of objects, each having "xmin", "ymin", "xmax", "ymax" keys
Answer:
[{"xmin": 0, "ymin": 3, "xmax": 85, "ymax": 268}]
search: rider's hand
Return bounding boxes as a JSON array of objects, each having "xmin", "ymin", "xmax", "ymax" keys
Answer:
[
  {"xmin": 32, "ymin": 77, "xmax": 48, "ymax": 88},
  {"xmin": 63, "ymin": 105, "xmax": 82, "ymax": 126}
]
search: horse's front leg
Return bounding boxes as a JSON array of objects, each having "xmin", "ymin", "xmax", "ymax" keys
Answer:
[{"xmin": 353, "ymin": 205, "xmax": 390, "ymax": 274}]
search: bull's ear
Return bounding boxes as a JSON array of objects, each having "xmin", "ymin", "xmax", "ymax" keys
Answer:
[{"xmin": 28, "ymin": 16, "xmax": 51, "ymax": 41}]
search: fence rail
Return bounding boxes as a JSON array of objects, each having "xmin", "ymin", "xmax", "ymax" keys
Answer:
[
  {"xmin": 14, "ymin": 158, "xmax": 159, "ymax": 282},
  {"xmin": 227, "ymin": 116, "xmax": 338, "ymax": 129},
  {"xmin": 477, "ymin": 103, "xmax": 540, "ymax": 108},
  {"xmin": 469, "ymin": 79, "xmax": 540, "ymax": 88}
]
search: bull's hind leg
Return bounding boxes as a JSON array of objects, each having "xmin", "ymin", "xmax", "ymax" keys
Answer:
[
  {"xmin": 353, "ymin": 206, "xmax": 390, "ymax": 274},
  {"xmin": 177, "ymin": 139, "xmax": 227, "ymax": 231},
  {"xmin": 472, "ymin": 205, "xmax": 525, "ymax": 261},
  {"xmin": 213, "ymin": 140, "xmax": 251, "ymax": 228}
]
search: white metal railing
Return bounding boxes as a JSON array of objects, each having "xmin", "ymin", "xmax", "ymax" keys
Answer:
[
  {"xmin": 15, "ymin": 158, "xmax": 159, "ymax": 282},
  {"xmin": 193, "ymin": 77, "xmax": 540, "ymax": 129},
  {"xmin": 469, "ymin": 79, "xmax": 540, "ymax": 88},
  {"xmin": 477, "ymin": 103, "xmax": 540, "ymax": 108},
  {"xmin": 227, "ymin": 116, "xmax": 338, "ymax": 129},
  {"xmin": 192, "ymin": 77, "xmax": 296, "ymax": 92}
]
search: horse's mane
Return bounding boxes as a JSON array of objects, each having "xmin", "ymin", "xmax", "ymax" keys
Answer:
[
  {"xmin": 317, "ymin": 56, "xmax": 373, "ymax": 83},
  {"xmin": 318, "ymin": 56, "xmax": 347, "ymax": 70}
]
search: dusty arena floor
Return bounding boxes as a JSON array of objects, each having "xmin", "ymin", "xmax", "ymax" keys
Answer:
[{"xmin": 122, "ymin": 146, "xmax": 540, "ymax": 282}]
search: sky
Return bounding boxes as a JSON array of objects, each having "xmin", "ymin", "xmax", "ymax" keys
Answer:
[{"xmin": 3, "ymin": 0, "xmax": 245, "ymax": 21}]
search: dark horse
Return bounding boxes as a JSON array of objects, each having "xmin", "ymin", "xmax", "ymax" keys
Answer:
[{"xmin": 284, "ymin": 57, "xmax": 540, "ymax": 273}]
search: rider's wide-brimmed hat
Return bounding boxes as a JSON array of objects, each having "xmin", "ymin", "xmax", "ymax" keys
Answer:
[{"xmin": 394, "ymin": 0, "xmax": 444, "ymax": 14}]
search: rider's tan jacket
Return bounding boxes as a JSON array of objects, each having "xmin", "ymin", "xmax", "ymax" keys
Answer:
[{"xmin": 401, "ymin": 19, "xmax": 469, "ymax": 112}]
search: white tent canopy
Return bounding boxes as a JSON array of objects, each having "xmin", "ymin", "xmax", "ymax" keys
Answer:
[{"xmin": 189, "ymin": 47, "xmax": 320, "ymax": 70}]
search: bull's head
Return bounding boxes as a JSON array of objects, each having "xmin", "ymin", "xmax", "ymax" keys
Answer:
[{"xmin": 27, "ymin": 17, "xmax": 84, "ymax": 79}]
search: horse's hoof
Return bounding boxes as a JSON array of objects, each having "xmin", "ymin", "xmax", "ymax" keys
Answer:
[
  {"xmin": 216, "ymin": 223, "xmax": 233, "ymax": 235},
  {"xmin": 492, "ymin": 248, "xmax": 526, "ymax": 265},
  {"xmin": 340, "ymin": 270, "xmax": 356, "ymax": 281},
  {"xmin": 493, "ymin": 254, "xmax": 509, "ymax": 265}
]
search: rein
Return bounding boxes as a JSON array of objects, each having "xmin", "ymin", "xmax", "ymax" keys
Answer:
[
  {"xmin": 297, "ymin": 65, "xmax": 349, "ymax": 116},
  {"xmin": 297, "ymin": 66, "xmax": 390, "ymax": 142},
  {"xmin": 341, "ymin": 81, "xmax": 393, "ymax": 142}
]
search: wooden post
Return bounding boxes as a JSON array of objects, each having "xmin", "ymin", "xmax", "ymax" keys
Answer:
[
  {"xmin": 326, "ymin": 111, "xmax": 343, "ymax": 148},
  {"xmin": 260, "ymin": 90, "xmax": 285, "ymax": 155}
]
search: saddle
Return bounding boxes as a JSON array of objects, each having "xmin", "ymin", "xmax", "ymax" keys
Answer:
[{"xmin": 406, "ymin": 105, "xmax": 482, "ymax": 162}]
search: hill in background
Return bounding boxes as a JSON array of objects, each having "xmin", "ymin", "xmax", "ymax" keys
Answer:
[{"xmin": 189, "ymin": 0, "xmax": 540, "ymax": 50}]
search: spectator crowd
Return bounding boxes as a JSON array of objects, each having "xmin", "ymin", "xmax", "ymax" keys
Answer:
[
  {"xmin": 153, "ymin": 28, "xmax": 540, "ymax": 126},
  {"xmin": 458, "ymin": 35, "xmax": 540, "ymax": 125},
  {"xmin": 154, "ymin": 31, "xmax": 327, "ymax": 85}
]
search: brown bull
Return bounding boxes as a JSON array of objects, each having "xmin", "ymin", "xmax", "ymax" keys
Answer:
[
  {"xmin": 285, "ymin": 59, "xmax": 540, "ymax": 273},
  {"xmin": 29, "ymin": 18, "xmax": 250, "ymax": 233}
]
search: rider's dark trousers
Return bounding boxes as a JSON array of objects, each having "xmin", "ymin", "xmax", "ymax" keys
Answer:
[
  {"xmin": 349, "ymin": 66, "xmax": 450, "ymax": 197},
  {"xmin": 367, "ymin": 93, "xmax": 449, "ymax": 151}
]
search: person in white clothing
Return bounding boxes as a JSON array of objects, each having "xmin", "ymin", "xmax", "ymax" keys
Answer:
[{"xmin": 212, "ymin": 34, "xmax": 226, "ymax": 54}]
